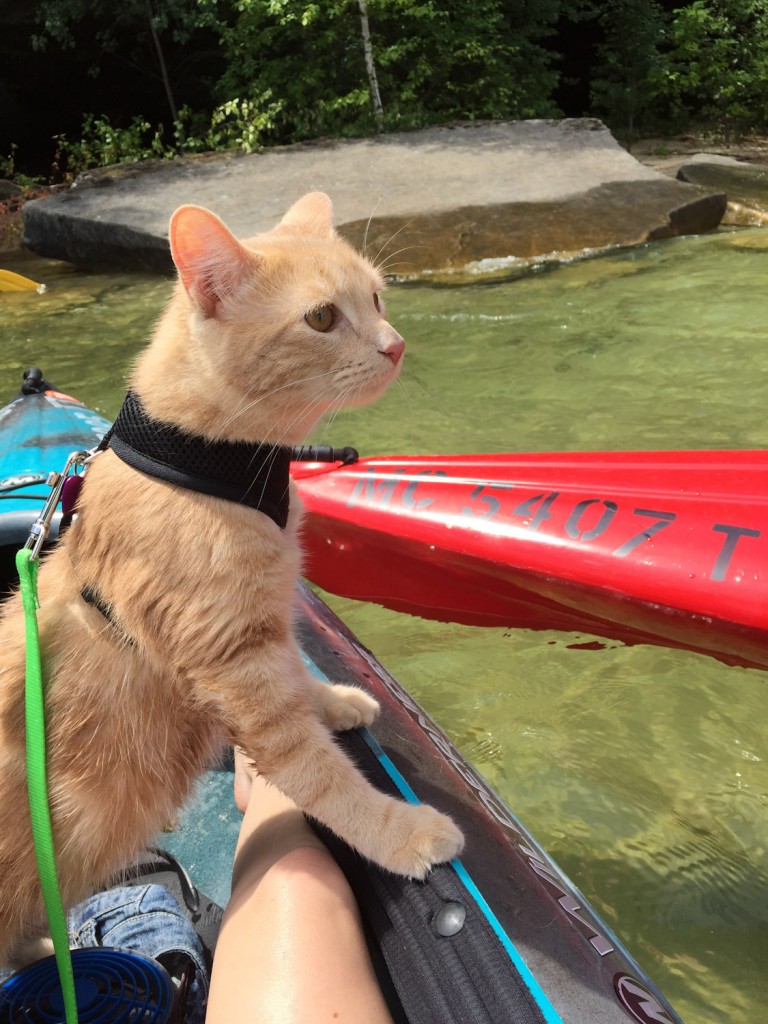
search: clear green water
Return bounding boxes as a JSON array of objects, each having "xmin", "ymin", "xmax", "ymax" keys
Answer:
[{"xmin": 4, "ymin": 230, "xmax": 768, "ymax": 1023}]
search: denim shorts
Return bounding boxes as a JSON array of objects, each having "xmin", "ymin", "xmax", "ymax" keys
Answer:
[{"xmin": 1, "ymin": 884, "xmax": 209, "ymax": 1024}]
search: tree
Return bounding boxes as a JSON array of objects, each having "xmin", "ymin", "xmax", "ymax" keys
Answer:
[
  {"xmin": 33, "ymin": 0, "xmax": 226, "ymax": 126},
  {"xmin": 357, "ymin": 0, "xmax": 384, "ymax": 128},
  {"xmin": 660, "ymin": 0, "xmax": 768, "ymax": 137},
  {"xmin": 588, "ymin": 0, "xmax": 668, "ymax": 145},
  {"xmin": 216, "ymin": 0, "xmax": 560, "ymax": 144}
]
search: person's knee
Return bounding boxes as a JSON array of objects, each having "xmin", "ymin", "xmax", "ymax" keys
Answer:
[
  {"xmin": 265, "ymin": 847, "xmax": 351, "ymax": 893},
  {"xmin": 257, "ymin": 846, "xmax": 358, "ymax": 917}
]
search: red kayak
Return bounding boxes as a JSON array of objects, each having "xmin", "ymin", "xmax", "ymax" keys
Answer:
[{"xmin": 292, "ymin": 450, "xmax": 768, "ymax": 671}]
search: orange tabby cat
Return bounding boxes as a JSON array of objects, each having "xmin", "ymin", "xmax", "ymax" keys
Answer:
[{"xmin": 0, "ymin": 192, "xmax": 463, "ymax": 966}]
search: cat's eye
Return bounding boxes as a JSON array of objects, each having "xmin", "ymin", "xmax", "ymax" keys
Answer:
[
  {"xmin": 305, "ymin": 304, "xmax": 336, "ymax": 333},
  {"xmin": 373, "ymin": 292, "xmax": 381, "ymax": 311}
]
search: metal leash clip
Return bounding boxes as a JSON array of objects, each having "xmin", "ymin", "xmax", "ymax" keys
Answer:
[{"xmin": 24, "ymin": 449, "xmax": 94, "ymax": 562}]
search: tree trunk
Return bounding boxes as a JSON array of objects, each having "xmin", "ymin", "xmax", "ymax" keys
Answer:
[
  {"xmin": 146, "ymin": 0, "xmax": 178, "ymax": 124},
  {"xmin": 357, "ymin": 0, "xmax": 384, "ymax": 129}
]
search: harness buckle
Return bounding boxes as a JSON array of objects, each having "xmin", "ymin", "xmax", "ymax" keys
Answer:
[{"xmin": 24, "ymin": 449, "xmax": 95, "ymax": 561}]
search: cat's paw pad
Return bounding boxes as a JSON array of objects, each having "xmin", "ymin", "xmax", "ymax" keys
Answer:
[
  {"xmin": 384, "ymin": 804, "xmax": 464, "ymax": 880},
  {"xmin": 321, "ymin": 684, "xmax": 380, "ymax": 731}
]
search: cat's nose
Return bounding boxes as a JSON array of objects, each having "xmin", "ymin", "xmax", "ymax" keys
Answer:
[{"xmin": 380, "ymin": 335, "xmax": 405, "ymax": 365}]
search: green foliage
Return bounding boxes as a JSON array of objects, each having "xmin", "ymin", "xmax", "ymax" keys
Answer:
[
  {"xmin": 24, "ymin": 0, "xmax": 768, "ymax": 176},
  {"xmin": 33, "ymin": 0, "xmax": 223, "ymax": 53},
  {"xmin": 660, "ymin": 0, "xmax": 768, "ymax": 137},
  {"xmin": 0, "ymin": 145, "xmax": 46, "ymax": 189},
  {"xmin": 205, "ymin": 94, "xmax": 286, "ymax": 153},
  {"xmin": 57, "ymin": 96, "xmax": 292, "ymax": 174},
  {"xmin": 0, "ymin": 144, "xmax": 19, "ymax": 180},
  {"xmin": 216, "ymin": 0, "xmax": 560, "ymax": 143},
  {"xmin": 581, "ymin": 0, "xmax": 768, "ymax": 141},
  {"xmin": 32, "ymin": 0, "xmax": 228, "ymax": 124},
  {"xmin": 58, "ymin": 115, "xmax": 173, "ymax": 173},
  {"xmin": 217, "ymin": 0, "xmax": 370, "ymax": 140}
]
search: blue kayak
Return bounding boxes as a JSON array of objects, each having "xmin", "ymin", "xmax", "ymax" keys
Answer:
[
  {"xmin": 0, "ymin": 370, "xmax": 110, "ymax": 589},
  {"xmin": 0, "ymin": 371, "xmax": 682, "ymax": 1024}
]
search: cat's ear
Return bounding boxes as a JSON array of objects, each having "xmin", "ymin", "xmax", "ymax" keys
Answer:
[
  {"xmin": 280, "ymin": 192, "xmax": 335, "ymax": 238},
  {"xmin": 170, "ymin": 205, "xmax": 257, "ymax": 318}
]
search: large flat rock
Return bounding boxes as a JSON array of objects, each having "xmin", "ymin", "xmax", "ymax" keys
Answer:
[{"xmin": 22, "ymin": 119, "xmax": 726, "ymax": 274}]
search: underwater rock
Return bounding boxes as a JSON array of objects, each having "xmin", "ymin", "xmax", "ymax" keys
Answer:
[{"xmin": 22, "ymin": 120, "xmax": 726, "ymax": 274}]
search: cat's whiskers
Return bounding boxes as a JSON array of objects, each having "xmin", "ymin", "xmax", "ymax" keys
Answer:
[
  {"xmin": 375, "ymin": 243, "xmax": 427, "ymax": 276},
  {"xmin": 362, "ymin": 197, "xmax": 383, "ymax": 259},
  {"xmin": 245, "ymin": 385, "xmax": 351, "ymax": 507},
  {"xmin": 276, "ymin": 391, "xmax": 333, "ymax": 447},
  {"xmin": 243, "ymin": 389, "xmax": 331, "ymax": 462},
  {"xmin": 371, "ymin": 219, "xmax": 415, "ymax": 270},
  {"xmin": 220, "ymin": 380, "xmax": 262, "ymax": 434},
  {"xmin": 274, "ymin": 368, "xmax": 361, "ymax": 428},
  {"xmin": 317, "ymin": 380, "xmax": 363, "ymax": 443},
  {"xmin": 251, "ymin": 442, "xmax": 291, "ymax": 509},
  {"xmin": 282, "ymin": 373, "xmax": 361, "ymax": 455},
  {"xmin": 320, "ymin": 395, "xmax": 351, "ymax": 440},
  {"xmin": 220, "ymin": 368, "xmax": 343, "ymax": 432},
  {"xmin": 240, "ymin": 386, "xmax": 341, "ymax": 503},
  {"xmin": 400, "ymin": 368, "xmax": 429, "ymax": 396},
  {"xmin": 393, "ymin": 376, "xmax": 414, "ymax": 416}
]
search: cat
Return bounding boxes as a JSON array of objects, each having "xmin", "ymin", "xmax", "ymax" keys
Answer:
[{"xmin": 0, "ymin": 192, "xmax": 463, "ymax": 966}]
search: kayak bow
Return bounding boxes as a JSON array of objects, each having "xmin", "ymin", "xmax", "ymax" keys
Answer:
[
  {"xmin": 293, "ymin": 451, "xmax": 768, "ymax": 671},
  {"xmin": 0, "ymin": 269, "xmax": 43, "ymax": 293}
]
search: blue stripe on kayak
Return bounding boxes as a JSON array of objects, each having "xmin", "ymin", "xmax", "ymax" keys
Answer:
[{"xmin": 360, "ymin": 728, "xmax": 565, "ymax": 1024}]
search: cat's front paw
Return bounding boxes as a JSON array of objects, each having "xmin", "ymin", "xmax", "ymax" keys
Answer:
[
  {"xmin": 382, "ymin": 804, "xmax": 464, "ymax": 880},
  {"xmin": 320, "ymin": 684, "xmax": 380, "ymax": 732}
]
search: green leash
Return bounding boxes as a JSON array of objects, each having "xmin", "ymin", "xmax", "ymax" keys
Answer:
[{"xmin": 17, "ymin": 546, "xmax": 79, "ymax": 1023}]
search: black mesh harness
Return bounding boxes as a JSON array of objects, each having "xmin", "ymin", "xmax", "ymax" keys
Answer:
[
  {"xmin": 79, "ymin": 391, "xmax": 292, "ymax": 635},
  {"xmin": 79, "ymin": 392, "xmax": 358, "ymax": 635},
  {"xmin": 101, "ymin": 390, "xmax": 292, "ymax": 528}
]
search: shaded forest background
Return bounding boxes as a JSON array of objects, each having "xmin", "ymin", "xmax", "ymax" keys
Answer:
[{"xmin": 2, "ymin": 0, "xmax": 768, "ymax": 182}]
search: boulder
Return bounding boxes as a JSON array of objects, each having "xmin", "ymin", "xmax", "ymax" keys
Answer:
[
  {"xmin": 22, "ymin": 120, "xmax": 727, "ymax": 275},
  {"xmin": 0, "ymin": 179, "xmax": 23, "ymax": 201},
  {"xmin": 677, "ymin": 153, "xmax": 768, "ymax": 226}
]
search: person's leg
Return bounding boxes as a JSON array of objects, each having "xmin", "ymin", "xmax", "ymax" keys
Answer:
[{"xmin": 205, "ymin": 750, "xmax": 394, "ymax": 1024}]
